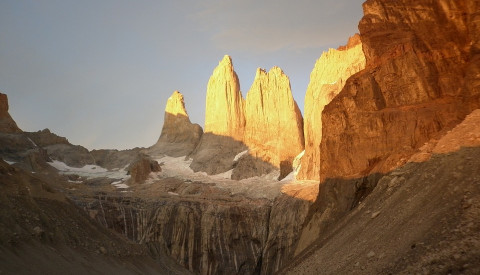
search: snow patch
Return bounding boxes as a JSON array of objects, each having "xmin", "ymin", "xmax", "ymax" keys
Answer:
[
  {"xmin": 168, "ymin": 191, "xmax": 179, "ymax": 196},
  {"xmin": 3, "ymin": 159, "xmax": 17, "ymax": 165},
  {"xmin": 27, "ymin": 137, "xmax": 38, "ymax": 147},
  {"xmin": 281, "ymin": 171, "xmax": 295, "ymax": 182},
  {"xmin": 233, "ymin": 150, "xmax": 248, "ymax": 162},
  {"xmin": 213, "ymin": 169, "xmax": 233, "ymax": 179},
  {"xmin": 111, "ymin": 179, "xmax": 130, "ymax": 189},
  {"xmin": 47, "ymin": 160, "xmax": 129, "ymax": 180}
]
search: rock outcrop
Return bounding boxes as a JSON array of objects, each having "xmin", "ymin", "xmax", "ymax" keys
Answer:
[
  {"xmin": 24, "ymin": 129, "xmax": 69, "ymax": 147},
  {"xmin": 0, "ymin": 93, "xmax": 22, "ymax": 133},
  {"xmin": 91, "ymin": 148, "xmax": 142, "ymax": 170},
  {"xmin": 296, "ymin": 0, "xmax": 480, "ymax": 259},
  {"xmin": 78, "ymin": 177, "xmax": 316, "ymax": 275},
  {"xmin": 203, "ymin": 55, "xmax": 245, "ymax": 140},
  {"xmin": 0, "ymin": 160, "xmax": 188, "ymax": 275},
  {"xmin": 190, "ymin": 55, "xmax": 247, "ymax": 175},
  {"xmin": 149, "ymin": 91, "xmax": 203, "ymax": 157},
  {"xmin": 298, "ymin": 34, "xmax": 365, "ymax": 180},
  {"xmin": 242, "ymin": 67, "xmax": 304, "ymax": 179},
  {"xmin": 127, "ymin": 154, "xmax": 161, "ymax": 184},
  {"xmin": 319, "ymin": 0, "xmax": 480, "ymax": 181}
]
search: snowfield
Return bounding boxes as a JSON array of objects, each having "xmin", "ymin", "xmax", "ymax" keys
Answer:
[{"xmin": 47, "ymin": 160, "xmax": 131, "ymax": 188}]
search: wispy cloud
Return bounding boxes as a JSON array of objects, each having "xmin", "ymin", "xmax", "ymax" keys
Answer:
[{"xmin": 190, "ymin": 0, "xmax": 364, "ymax": 53}]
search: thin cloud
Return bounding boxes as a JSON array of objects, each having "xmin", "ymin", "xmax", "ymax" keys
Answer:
[{"xmin": 191, "ymin": 0, "xmax": 364, "ymax": 53}]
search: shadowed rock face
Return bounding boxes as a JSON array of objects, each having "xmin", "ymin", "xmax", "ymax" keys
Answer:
[
  {"xmin": 0, "ymin": 93, "xmax": 21, "ymax": 133},
  {"xmin": 319, "ymin": 0, "xmax": 480, "ymax": 181},
  {"xmin": 79, "ymin": 178, "xmax": 315, "ymax": 275},
  {"xmin": 243, "ymin": 67, "xmax": 304, "ymax": 179},
  {"xmin": 149, "ymin": 91, "xmax": 203, "ymax": 157},
  {"xmin": 298, "ymin": 34, "xmax": 365, "ymax": 181}
]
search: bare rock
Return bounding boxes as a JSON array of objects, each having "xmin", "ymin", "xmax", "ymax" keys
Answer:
[
  {"xmin": 24, "ymin": 129, "xmax": 69, "ymax": 147},
  {"xmin": 0, "ymin": 93, "xmax": 22, "ymax": 133},
  {"xmin": 190, "ymin": 55, "xmax": 247, "ymax": 174},
  {"xmin": 149, "ymin": 91, "xmax": 203, "ymax": 157},
  {"xmin": 298, "ymin": 34, "xmax": 365, "ymax": 180},
  {"xmin": 127, "ymin": 154, "xmax": 161, "ymax": 184},
  {"xmin": 242, "ymin": 67, "xmax": 304, "ymax": 179},
  {"xmin": 320, "ymin": 0, "xmax": 480, "ymax": 181},
  {"xmin": 203, "ymin": 55, "xmax": 245, "ymax": 140}
]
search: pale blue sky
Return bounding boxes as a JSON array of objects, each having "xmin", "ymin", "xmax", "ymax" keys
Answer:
[{"xmin": 0, "ymin": 0, "xmax": 364, "ymax": 149}]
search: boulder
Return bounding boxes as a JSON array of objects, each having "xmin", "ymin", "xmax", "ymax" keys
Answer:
[{"xmin": 127, "ymin": 154, "xmax": 161, "ymax": 184}]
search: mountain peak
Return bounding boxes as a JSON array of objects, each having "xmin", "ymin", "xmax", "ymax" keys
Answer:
[{"xmin": 165, "ymin": 90, "xmax": 188, "ymax": 117}]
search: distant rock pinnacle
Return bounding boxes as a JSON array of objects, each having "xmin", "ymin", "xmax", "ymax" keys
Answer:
[
  {"xmin": 149, "ymin": 90, "xmax": 203, "ymax": 157},
  {"xmin": 0, "ymin": 92, "xmax": 22, "ymax": 133}
]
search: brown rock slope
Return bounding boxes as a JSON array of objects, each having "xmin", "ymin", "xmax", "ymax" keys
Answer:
[
  {"xmin": 190, "ymin": 55, "xmax": 247, "ymax": 175},
  {"xmin": 0, "ymin": 93, "xmax": 21, "ymax": 133},
  {"xmin": 148, "ymin": 91, "xmax": 203, "ymax": 157},
  {"xmin": 320, "ymin": 0, "xmax": 480, "ymax": 181},
  {"xmin": 0, "ymin": 160, "xmax": 190, "ymax": 274},
  {"xmin": 298, "ymin": 34, "xmax": 365, "ymax": 180},
  {"xmin": 241, "ymin": 67, "xmax": 304, "ymax": 179},
  {"xmin": 282, "ymin": 109, "xmax": 480, "ymax": 275}
]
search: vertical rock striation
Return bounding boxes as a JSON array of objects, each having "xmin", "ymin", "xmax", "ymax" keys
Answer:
[
  {"xmin": 298, "ymin": 34, "xmax": 366, "ymax": 180},
  {"xmin": 242, "ymin": 67, "xmax": 304, "ymax": 179},
  {"xmin": 190, "ymin": 55, "xmax": 247, "ymax": 175},
  {"xmin": 0, "ymin": 93, "xmax": 22, "ymax": 133},
  {"xmin": 149, "ymin": 91, "xmax": 203, "ymax": 157}
]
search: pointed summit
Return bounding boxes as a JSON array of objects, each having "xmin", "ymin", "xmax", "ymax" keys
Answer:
[
  {"xmin": 148, "ymin": 90, "xmax": 203, "ymax": 157},
  {"xmin": 219, "ymin": 55, "xmax": 232, "ymax": 66},
  {"xmin": 204, "ymin": 55, "xmax": 245, "ymax": 140},
  {"xmin": 189, "ymin": 55, "xmax": 247, "ymax": 175},
  {"xmin": 165, "ymin": 90, "xmax": 188, "ymax": 117}
]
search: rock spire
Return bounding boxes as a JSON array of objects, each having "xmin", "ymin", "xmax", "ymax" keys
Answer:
[
  {"xmin": 298, "ymin": 34, "xmax": 366, "ymax": 180},
  {"xmin": 149, "ymin": 91, "xmax": 203, "ymax": 157},
  {"xmin": 242, "ymin": 67, "xmax": 304, "ymax": 179},
  {"xmin": 0, "ymin": 93, "xmax": 22, "ymax": 133}
]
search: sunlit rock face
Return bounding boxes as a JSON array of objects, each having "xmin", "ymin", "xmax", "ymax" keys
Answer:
[
  {"xmin": 149, "ymin": 90, "xmax": 203, "ymax": 157},
  {"xmin": 243, "ymin": 67, "xmax": 304, "ymax": 179},
  {"xmin": 190, "ymin": 55, "xmax": 247, "ymax": 175},
  {"xmin": 204, "ymin": 55, "xmax": 246, "ymax": 140},
  {"xmin": 297, "ymin": 34, "xmax": 365, "ymax": 180},
  {"xmin": 319, "ymin": 0, "xmax": 480, "ymax": 181},
  {"xmin": 296, "ymin": 0, "xmax": 480, "ymax": 256},
  {"xmin": 0, "ymin": 93, "xmax": 22, "ymax": 133}
]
